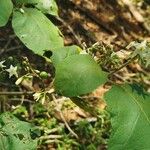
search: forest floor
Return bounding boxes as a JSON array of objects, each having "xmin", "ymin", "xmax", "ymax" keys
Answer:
[{"xmin": 0, "ymin": 0, "xmax": 150, "ymax": 149}]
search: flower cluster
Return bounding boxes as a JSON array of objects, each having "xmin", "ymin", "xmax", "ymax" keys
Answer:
[{"xmin": 127, "ymin": 40, "xmax": 150, "ymax": 67}]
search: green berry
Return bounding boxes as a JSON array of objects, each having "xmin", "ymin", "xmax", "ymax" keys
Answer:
[
  {"xmin": 40, "ymin": 71, "xmax": 48, "ymax": 79},
  {"xmin": 8, "ymin": 56, "xmax": 13, "ymax": 61}
]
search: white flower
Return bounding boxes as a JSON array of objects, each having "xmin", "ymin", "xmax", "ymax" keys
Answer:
[
  {"xmin": 33, "ymin": 92, "xmax": 46, "ymax": 104},
  {"xmin": 33, "ymin": 92, "xmax": 42, "ymax": 101},
  {"xmin": 137, "ymin": 40, "xmax": 147, "ymax": 51},
  {"xmin": 6, "ymin": 65, "xmax": 18, "ymax": 78},
  {"xmin": 0, "ymin": 60, "xmax": 6, "ymax": 69}
]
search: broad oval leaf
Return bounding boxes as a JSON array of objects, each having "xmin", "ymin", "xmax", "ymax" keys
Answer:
[
  {"xmin": 105, "ymin": 84, "xmax": 150, "ymax": 150},
  {"xmin": 36, "ymin": 0, "xmax": 58, "ymax": 16},
  {"xmin": 12, "ymin": 8, "xmax": 64, "ymax": 55},
  {"xmin": 54, "ymin": 54, "xmax": 108, "ymax": 97},
  {"xmin": 0, "ymin": 112, "xmax": 39, "ymax": 150},
  {"xmin": 50, "ymin": 45, "xmax": 81, "ymax": 66},
  {"xmin": 0, "ymin": 0, "xmax": 13, "ymax": 27}
]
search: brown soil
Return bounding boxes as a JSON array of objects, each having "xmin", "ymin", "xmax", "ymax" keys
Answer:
[{"xmin": 57, "ymin": 0, "xmax": 149, "ymax": 49}]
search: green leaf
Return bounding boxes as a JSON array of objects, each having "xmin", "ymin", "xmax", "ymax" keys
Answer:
[
  {"xmin": 15, "ymin": 0, "xmax": 58, "ymax": 16},
  {"xmin": 0, "ymin": 112, "xmax": 39, "ymax": 150},
  {"xmin": 50, "ymin": 45, "xmax": 81, "ymax": 66},
  {"xmin": 12, "ymin": 8, "xmax": 64, "ymax": 55},
  {"xmin": 105, "ymin": 84, "xmax": 150, "ymax": 150},
  {"xmin": 0, "ymin": 0, "xmax": 13, "ymax": 27},
  {"xmin": 54, "ymin": 54, "xmax": 108, "ymax": 97},
  {"xmin": 36, "ymin": 0, "xmax": 58, "ymax": 16},
  {"xmin": 15, "ymin": 0, "xmax": 39, "ymax": 4}
]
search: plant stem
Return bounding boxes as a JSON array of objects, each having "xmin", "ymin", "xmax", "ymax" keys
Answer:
[
  {"xmin": 52, "ymin": 94, "xmax": 79, "ymax": 139},
  {"xmin": 109, "ymin": 55, "xmax": 137, "ymax": 76}
]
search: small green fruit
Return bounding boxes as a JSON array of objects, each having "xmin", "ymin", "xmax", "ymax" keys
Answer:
[
  {"xmin": 40, "ymin": 71, "xmax": 48, "ymax": 79},
  {"xmin": 8, "ymin": 56, "xmax": 13, "ymax": 61}
]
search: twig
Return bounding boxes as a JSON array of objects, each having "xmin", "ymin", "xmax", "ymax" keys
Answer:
[
  {"xmin": 0, "ymin": 34, "xmax": 22, "ymax": 55},
  {"xmin": 0, "ymin": 82, "xmax": 17, "ymax": 87},
  {"xmin": 75, "ymin": 117, "xmax": 97, "ymax": 125},
  {"xmin": 0, "ymin": 38, "xmax": 6, "ymax": 42},
  {"xmin": 52, "ymin": 94, "xmax": 79, "ymax": 139},
  {"xmin": 4, "ymin": 38, "xmax": 12, "ymax": 49},
  {"xmin": 122, "ymin": 0, "xmax": 144, "ymax": 23},
  {"xmin": 0, "ymin": 91, "xmax": 34, "ymax": 95},
  {"xmin": 66, "ymin": 0, "xmax": 114, "ymax": 34},
  {"xmin": 6, "ymin": 46, "xmax": 23, "ymax": 52},
  {"xmin": 44, "ymin": 139, "xmax": 60, "ymax": 144},
  {"xmin": 55, "ymin": 16, "xmax": 85, "ymax": 49},
  {"xmin": 45, "ymin": 127, "xmax": 60, "ymax": 134},
  {"xmin": 8, "ymin": 98, "xmax": 34, "ymax": 103},
  {"xmin": 0, "ymin": 38, "xmax": 12, "ymax": 55},
  {"xmin": 40, "ymin": 135, "xmax": 63, "ymax": 140}
]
